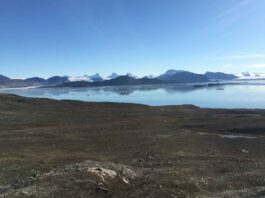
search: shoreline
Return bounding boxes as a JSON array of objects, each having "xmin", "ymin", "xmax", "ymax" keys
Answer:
[{"xmin": 1, "ymin": 92, "xmax": 265, "ymax": 110}]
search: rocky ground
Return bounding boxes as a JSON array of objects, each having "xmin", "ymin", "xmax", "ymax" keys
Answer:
[{"xmin": 0, "ymin": 94, "xmax": 265, "ymax": 197}]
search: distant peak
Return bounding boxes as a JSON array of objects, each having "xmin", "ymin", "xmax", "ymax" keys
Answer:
[
  {"xmin": 68, "ymin": 73, "xmax": 103, "ymax": 82},
  {"xmin": 0, "ymin": 74, "xmax": 10, "ymax": 80},
  {"xmin": 126, "ymin": 73, "xmax": 138, "ymax": 78},
  {"xmin": 165, "ymin": 69, "xmax": 187, "ymax": 75},
  {"xmin": 107, "ymin": 73, "xmax": 119, "ymax": 79},
  {"xmin": 89, "ymin": 73, "xmax": 101, "ymax": 78},
  {"xmin": 144, "ymin": 75, "xmax": 155, "ymax": 79}
]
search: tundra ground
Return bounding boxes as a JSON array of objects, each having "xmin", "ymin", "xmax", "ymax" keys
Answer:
[{"xmin": 0, "ymin": 94, "xmax": 265, "ymax": 197}]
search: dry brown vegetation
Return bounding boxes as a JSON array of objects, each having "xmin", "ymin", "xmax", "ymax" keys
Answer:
[{"xmin": 0, "ymin": 94, "xmax": 265, "ymax": 197}]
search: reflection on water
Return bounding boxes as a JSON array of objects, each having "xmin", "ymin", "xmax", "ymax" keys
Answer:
[{"xmin": 1, "ymin": 82, "xmax": 265, "ymax": 108}]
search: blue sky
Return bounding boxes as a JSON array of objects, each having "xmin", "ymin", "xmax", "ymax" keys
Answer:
[{"xmin": 0, "ymin": 0, "xmax": 265, "ymax": 78}]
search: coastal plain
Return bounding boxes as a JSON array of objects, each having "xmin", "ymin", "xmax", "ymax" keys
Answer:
[{"xmin": 0, "ymin": 94, "xmax": 265, "ymax": 197}]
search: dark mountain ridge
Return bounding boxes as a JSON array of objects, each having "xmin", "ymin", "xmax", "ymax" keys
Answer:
[
  {"xmin": 0, "ymin": 75, "xmax": 10, "ymax": 83},
  {"xmin": 205, "ymin": 72, "xmax": 238, "ymax": 81},
  {"xmin": 0, "ymin": 75, "xmax": 69, "ymax": 88},
  {"xmin": 157, "ymin": 70, "xmax": 209, "ymax": 83}
]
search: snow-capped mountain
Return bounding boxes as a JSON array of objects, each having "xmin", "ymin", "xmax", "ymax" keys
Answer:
[
  {"xmin": 5, "ymin": 69, "xmax": 265, "ymax": 89},
  {"xmin": 236, "ymin": 72, "xmax": 265, "ymax": 79},
  {"xmin": 68, "ymin": 73, "xmax": 103, "ymax": 82},
  {"xmin": 126, "ymin": 73, "xmax": 138, "ymax": 78},
  {"xmin": 144, "ymin": 75, "xmax": 156, "ymax": 79},
  {"xmin": 163, "ymin": 69, "xmax": 187, "ymax": 76},
  {"xmin": 68, "ymin": 75, "xmax": 91, "ymax": 82},
  {"xmin": 88, "ymin": 73, "xmax": 103, "ymax": 81},
  {"xmin": 106, "ymin": 73, "xmax": 119, "ymax": 80}
]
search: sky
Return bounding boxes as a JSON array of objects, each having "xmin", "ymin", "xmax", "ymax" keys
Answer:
[{"xmin": 0, "ymin": 0, "xmax": 265, "ymax": 78}]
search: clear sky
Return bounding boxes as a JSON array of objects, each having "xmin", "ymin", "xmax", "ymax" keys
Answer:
[{"xmin": 0, "ymin": 0, "xmax": 265, "ymax": 78}]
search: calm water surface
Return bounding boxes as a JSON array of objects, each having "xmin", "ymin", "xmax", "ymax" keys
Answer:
[{"xmin": 1, "ymin": 82, "xmax": 265, "ymax": 108}]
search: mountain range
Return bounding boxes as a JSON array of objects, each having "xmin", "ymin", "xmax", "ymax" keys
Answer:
[
  {"xmin": 0, "ymin": 70, "xmax": 261, "ymax": 88},
  {"xmin": 58, "ymin": 75, "xmax": 163, "ymax": 87},
  {"xmin": 0, "ymin": 75, "xmax": 69, "ymax": 88}
]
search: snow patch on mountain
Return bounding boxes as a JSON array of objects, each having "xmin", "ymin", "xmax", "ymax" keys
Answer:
[
  {"xmin": 68, "ymin": 73, "xmax": 103, "ymax": 82},
  {"xmin": 106, "ymin": 73, "xmax": 119, "ymax": 80},
  {"xmin": 164, "ymin": 69, "xmax": 187, "ymax": 76},
  {"xmin": 126, "ymin": 73, "xmax": 138, "ymax": 78},
  {"xmin": 236, "ymin": 72, "xmax": 265, "ymax": 79},
  {"xmin": 68, "ymin": 75, "xmax": 92, "ymax": 82},
  {"xmin": 144, "ymin": 75, "xmax": 156, "ymax": 79}
]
